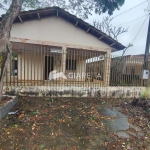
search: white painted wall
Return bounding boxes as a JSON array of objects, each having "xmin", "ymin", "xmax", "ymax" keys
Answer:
[
  {"xmin": 18, "ymin": 53, "xmax": 43, "ymax": 80},
  {"xmin": 10, "ymin": 17, "xmax": 111, "ymax": 83},
  {"xmin": 16, "ymin": 52, "xmax": 87, "ymax": 81},
  {"xmin": 11, "ymin": 17, "xmax": 110, "ymax": 51}
]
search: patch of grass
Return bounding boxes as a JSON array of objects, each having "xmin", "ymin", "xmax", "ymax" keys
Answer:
[
  {"xmin": 52, "ymin": 99, "xmax": 55, "ymax": 107},
  {"xmin": 14, "ymin": 124, "xmax": 18, "ymax": 128},
  {"xmin": 33, "ymin": 110, "xmax": 40, "ymax": 115},
  {"xmin": 141, "ymin": 88, "xmax": 149, "ymax": 99},
  {"xmin": 39, "ymin": 144, "xmax": 45, "ymax": 149},
  {"xmin": 119, "ymin": 94, "xmax": 124, "ymax": 99},
  {"xmin": 101, "ymin": 101, "xmax": 106, "ymax": 105}
]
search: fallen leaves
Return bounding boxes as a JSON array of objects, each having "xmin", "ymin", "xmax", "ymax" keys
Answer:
[
  {"xmin": 18, "ymin": 114, "xmax": 24, "ymax": 119},
  {"xmin": 0, "ymin": 97, "xmax": 150, "ymax": 149}
]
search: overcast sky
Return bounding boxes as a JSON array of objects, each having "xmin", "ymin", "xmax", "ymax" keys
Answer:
[
  {"xmin": 0, "ymin": 0, "xmax": 149, "ymax": 56},
  {"xmin": 86, "ymin": 0, "xmax": 149, "ymax": 56}
]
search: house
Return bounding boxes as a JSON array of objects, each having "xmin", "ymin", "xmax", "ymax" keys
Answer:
[
  {"xmin": 110, "ymin": 54, "xmax": 147, "ymax": 86},
  {"xmin": 3, "ymin": 7, "xmax": 125, "ymax": 87}
]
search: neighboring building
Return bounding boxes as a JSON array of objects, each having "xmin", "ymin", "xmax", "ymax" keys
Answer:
[
  {"xmin": 110, "ymin": 54, "xmax": 148, "ymax": 86},
  {"xmin": 3, "ymin": 7, "xmax": 125, "ymax": 87}
]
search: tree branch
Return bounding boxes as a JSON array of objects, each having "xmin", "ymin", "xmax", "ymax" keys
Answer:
[
  {"xmin": 0, "ymin": 0, "xmax": 24, "ymax": 101},
  {"xmin": 93, "ymin": 16, "xmax": 128, "ymax": 40},
  {"xmin": 0, "ymin": 0, "xmax": 24, "ymax": 40}
]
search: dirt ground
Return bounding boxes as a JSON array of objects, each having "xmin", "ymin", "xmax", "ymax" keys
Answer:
[
  {"xmin": 0, "ymin": 96, "xmax": 150, "ymax": 150},
  {"xmin": 0, "ymin": 96, "xmax": 13, "ymax": 106}
]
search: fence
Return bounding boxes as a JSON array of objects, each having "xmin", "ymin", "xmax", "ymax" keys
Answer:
[
  {"xmin": 110, "ymin": 55, "xmax": 145, "ymax": 86},
  {"xmin": 3, "ymin": 45, "xmax": 148, "ymax": 88}
]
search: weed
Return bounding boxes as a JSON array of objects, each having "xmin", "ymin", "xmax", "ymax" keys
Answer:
[
  {"xmin": 33, "ymin": 110, "xmax": 40, "ymax": 115},
  {"xmin": 141, "ymin": 88, "xmax": 149, "ymax": 99},
  {"xmin": 102, "ymin": 101, "xmax": 105, "ymax": 105},
  {"xmin": 39, "ymin": 144, "xmax": 45, "ymax": 149},
  {"xmin": 119, "ymin": 94, "xmax": 124, "ymax": 99},
  {"xmin": 6, "ymin": 116, "xmax": 9, "ymax": 120},
  {"xmin": 52, "ymin": 99, "xmax": 55, "ymax": 107},
  {"xmin": 14, "ymin": 124, "xmax": 18, "ymax": 128}
]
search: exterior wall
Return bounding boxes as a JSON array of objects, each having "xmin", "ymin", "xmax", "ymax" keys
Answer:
[
  {"xmin": 3, "ymin": 86, "xmax": 145, "ymax": 98},
  {"xmin": 122, "ymin": 57, "xmax": 143, "ymax": 75},
  {"xmin": 65, "ymin": 58, "xmax": 86, "ymax": 81},
  {"xmin": 76, "ymin": 59, "xmax": 86, "ymax": 81},
  {"xmin": 124, "ymin": 63, "xmax": 143, "ymax": 75},
  {"xmin": 11, "ymin": 17, "xmax": 110, "ymax": 51},
  {"xmin": 18, "ymin": 52, "xmax": 43, "ymax": 80},
  {"xmin": 15, "ymin": 51, "xmax": 87, "ymax": 82},
  {"xmin": 9, "ymin": 17, "xmax": 112, "ymax": 85},
  {"xmin": 111, "ymin": 57, "xmax": 144, "ymax": 76}
]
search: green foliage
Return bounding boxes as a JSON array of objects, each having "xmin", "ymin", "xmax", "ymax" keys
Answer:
[
  {"xmin": 0, "ymin": 0, "xmax": 125, "ymax": 19},
  {"xmin": 102, "ymin": 101, "xmax": 105, "ymax": 105},
  {"xmin": 94, "ymin": 0, "xmax": 125, "ymax": 15},
  {"xmin": 88, "ymin": 114, "xmax": 97, "ymax": 120},
  {"xmin": 52, "ymin": 99, "xmax": 54, "ymax": 107},
  {"xmin": 52, "ymin": 99, "xmax": 54, "ymax": 104},
  {"xmin": 33, "ymin": 110, "xmax": 40, "ymax": 115},
  {"xmin": 141, "ymin": 88, "xmax": 149, "ymax": 99},
  {"xmin": 39, "ymin": 144, "xmax": 45, "ymax": 149},
  {"xmin": 141, "ymin": 91, "xmax": 149, "ymax": 99},
  {"xmin": 14, "ymin": 124, "xmax": 18, "ymax": 128},
  {"xmin": 11, "ymin": 52, "xmax": 17, "ymax": 60},
  {"xmin": 119, "ymin": 94, "xmax": 124, "ymax": 99}
]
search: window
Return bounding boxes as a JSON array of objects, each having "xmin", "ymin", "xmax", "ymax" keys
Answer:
[
  {"xmin": 126, "ymin": 67, "xmax": 127, "ymax": 73},
  {"xmin": 131, "ymin": 67, "xmax": 135, "ymax": 75},
  {"xmin": 66, "ymin": 60, "xmax": 76, "ymax": 70},
  {"xmin": 12, "ymin": 59, "xmax": 18, "ymax": 76}
]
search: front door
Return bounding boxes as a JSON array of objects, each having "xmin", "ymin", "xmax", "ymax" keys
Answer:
[{"xmin": 45, "ymin": 56, "xmax": 53, "ymax": 80}]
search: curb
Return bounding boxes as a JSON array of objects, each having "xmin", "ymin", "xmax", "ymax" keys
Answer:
[{"xmin": 0, "ymin": 96, "xmax": 18, "ymax": 120}]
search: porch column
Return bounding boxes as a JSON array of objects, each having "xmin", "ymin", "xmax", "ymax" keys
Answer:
[
  {"xmin": 103, "ymin": 52, "xmax": 111, "ymax": 86},
  {"xmin": 61, "ymin": 46, "xmax": 67, "ymax": 81}
]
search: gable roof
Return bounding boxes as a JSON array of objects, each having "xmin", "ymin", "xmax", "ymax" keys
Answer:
[{"xmin": 0, "ymin": 7, "xmax": 126, "ymax": 51}]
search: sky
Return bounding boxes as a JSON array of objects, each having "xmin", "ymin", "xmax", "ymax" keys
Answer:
[
  {"xmin": 0, "ymin": 0, "xmax": 149, "ymax": 56},
  {"xmin": 85, "ymin": 0, "xmax": 150, "ymax": 56}
]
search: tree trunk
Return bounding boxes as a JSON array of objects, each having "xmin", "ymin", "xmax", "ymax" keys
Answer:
[{"xmin": 0, "ymin": 0, "xmax": 24, "ymax": 101}]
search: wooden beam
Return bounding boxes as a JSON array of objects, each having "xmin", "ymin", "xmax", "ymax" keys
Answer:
[
  {"xmin": 87, "ymin": 27, "xmax": 90, "ymax": 33},
  {"xmin": 75, "ymin": 21, "xmax": 78, "ymax": 26},
  {"xmin": 110, "ymin": 43, "xmax": 115, "ymax": 47},
  {"xmin": 57, "ymin": 9, "xmax": 59, "ymax": 17},
  {"xmin": 99, "ymin": 36, "xmax": 104, "ymax": 40},
  {"xmin": 18, "ymin": 15, "xmax": 23, "ymax": 23},
  {"xmin": 37, "ymin": 13, "xmax": 40, "ymax": 20}
]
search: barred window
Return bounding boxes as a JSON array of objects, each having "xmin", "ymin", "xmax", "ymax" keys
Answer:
[{"xmin": 66, "ymin": 60, "xmax": 76, "ymax": 70}]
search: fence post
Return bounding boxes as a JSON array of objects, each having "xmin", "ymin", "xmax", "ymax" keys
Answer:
[
  {"xmin": 61, "ymin": 46, "xmax": 66, "ymax": 82},
  {"xmin": 103, "ymin": 52, "xmax": 111, "ymax": 86}
]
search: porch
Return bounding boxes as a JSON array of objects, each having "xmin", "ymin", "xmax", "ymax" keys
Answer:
[{"xmin": 4, "ymin": 42, "xmax": 110, "ymax": 87}]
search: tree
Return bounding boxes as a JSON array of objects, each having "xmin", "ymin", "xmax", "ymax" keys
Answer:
[
  {"xmin": 0, "ymin": 0, "xmax": 125, "ymax": 100},
  {"xmin": 93, "ymin": 16, "xmax": 128, "ymax": 41}
]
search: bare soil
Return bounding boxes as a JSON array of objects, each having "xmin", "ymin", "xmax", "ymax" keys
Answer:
[
  {"xmin": 0, "ymin": 96, "xmax": 150, "ymax": 150},
  {"xmin": 0, "ymin": 96, "xmax": 13, "ymax": 107}
]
